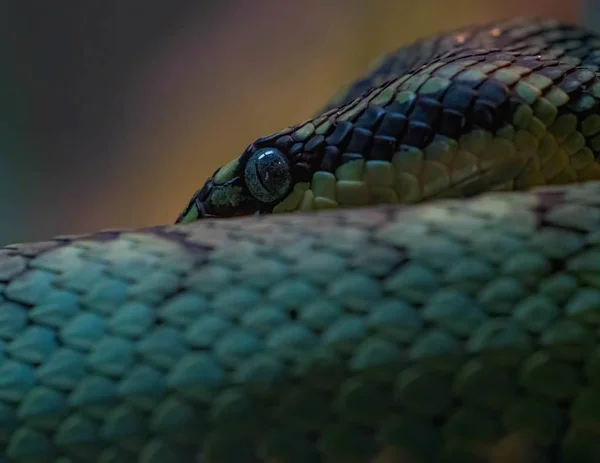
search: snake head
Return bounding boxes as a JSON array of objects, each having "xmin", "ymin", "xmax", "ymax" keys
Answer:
[{"xmin": 176, "ymin": 143, "xmax": 296, "ymax": 223}]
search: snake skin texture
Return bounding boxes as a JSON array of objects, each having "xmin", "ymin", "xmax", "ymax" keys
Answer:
[
  {"xmin": 176, "ymin": 17, "xmax": 600, "ymax": 223},
  {"xmin": 3, "ymin": 182, "xmax": 600, "ymax": 462},
  {"xmin": 5, "ymin": 17, "xmax": 600, "ymax": 463},
  {"xmin": 322, "ymin": 17, "xmax": 600, "ymax": 111}
]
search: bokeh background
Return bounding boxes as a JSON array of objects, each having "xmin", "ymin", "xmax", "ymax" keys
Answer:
[{"xmin": 0, "ymin": 0, "xmax": 591, "ymax": 244}]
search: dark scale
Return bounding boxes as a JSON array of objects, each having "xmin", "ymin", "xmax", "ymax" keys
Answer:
[
  {"xmin": 537, "ymin": 59, "xmax": 560, "ymax": 68},
  {"xmin": 346, "ymin": 127, "xmax": 374, "ymax": 154},
  {"xmin": 402, "ymin": 121, "xmax": 434, "ymax": 148},
  {"xmin": 472, "ymin": 100, "xmax": 497, "ymax": 130},
  {"xmin": 340, "ymin": 153, "xmax": 365, "ymax": 165},
  {"xmin": 456, "ymin": 75, "xmax": 489, "ymax": 89},
  {"xmin": 304, "ymin": 135, "xmax": 326, "ymax": 153},
  {"xmin": 369, "ymin": 135, "xmax": 397, "ymax": 161},
  {"xmin": 557, "ymin": 61, "xmax": 578, "ymax": 73},
  {"xmin": 293, "ymin": 134, "xmax": 326, "ymax": 175},
  {"xmin": 514, "ymin": 56, "xmax": 546, "ymax": 71},
  {"xmin": 302, "ymin": 151, "xmax": 323, "ymax": 166},
  {"xmin": 569, "ymin": 68, "xmax": 596, "ymax": 86},
  {"xmin": 568, "ymin": 90, "xmax": 597, "ymax": 115},
  {"xmin": 275, "ymin": 135, "xmax": 294, "ymax": 151},
  {"xmin": 558, "ymin": 67, "xmax": 596, "ymax": 96},
  {"xmin": 560, "ymin": 75, "xmax": 588, "ymax": 94},
  {"xmin": 483, "ymin": 51, "xmax": 518, "ymax": 62},
  {"xmin": 538, "ymin": 65, "xmax": 569, "ymax": 82},
  {"xmin": 439, "ymin": 108, "xmax": 466, "ymax": 138},
  {"xmin": 476, "ymin": 79, "xmax": 512, "ymax": 127},
  {"xmin": 477, "ymin": 79, "xmax": 511, "ymax": 107},
  {"xmin": 293, "ymin": 162, "xmax": 313, "ymax": 182},
  {"xmin": 376, "ymin": 112, "xmax": 408, "ymax": 138},
  {"xmin": 387, "ymin": 95, "xmax": 417, "ymax": 117},
  {"xmin": 325, "ymin": 121, "xmax": 354, "ymax": 148},
  {"xmin": 442, "ymin": 83, "xmax": 477, "ymax": 114},
  {"xmin": 289, "ymin": 143, "xmax": 304, "ymax": 157},
  {"xmin": 292, "ymin": 151, "xmax": 305, "ymax": 163},
  {"xmin": 319, "ymin": 145, "xmax": 341, "ymax": 172},
  {"xmin": 409, "ymin": 96, "xmax": 443, "ymax": 130},
  {"xmin": 354, "ymin": 106, "xmax": 386, "ymax": 131}
]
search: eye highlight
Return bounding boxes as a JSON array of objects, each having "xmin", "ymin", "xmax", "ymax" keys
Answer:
[{"xmin": 244, "ymin": 147, "xmax": 292, "ymax": 203}]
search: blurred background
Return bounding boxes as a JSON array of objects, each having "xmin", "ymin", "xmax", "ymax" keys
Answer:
[{"xmin": 0, "ymin": 0, "xmax": 589, "ymax": 244}]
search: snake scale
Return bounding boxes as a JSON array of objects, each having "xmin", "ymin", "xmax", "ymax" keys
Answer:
[{"xmin": 4, "ymin": 17, "xmax": 600, "ymax": 463}]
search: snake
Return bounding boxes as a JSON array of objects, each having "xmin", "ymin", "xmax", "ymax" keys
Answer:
[{"xmin": 3, "ymin": 16, "xmax": 600, "ymax": 463}]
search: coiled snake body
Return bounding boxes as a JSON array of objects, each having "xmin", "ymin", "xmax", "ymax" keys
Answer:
[{"xmin": 4, "ymin": 17, "xmax": 600, "ymax": 463}]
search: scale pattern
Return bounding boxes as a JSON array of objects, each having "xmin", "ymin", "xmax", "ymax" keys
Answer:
[
  {"xmin": 182, "ymin": 18, "xmax": 600, "ymax": 221},
  {"xmin": 267, "ymin": 47, "xmax": 600, "ymax": 213},
  {"xmin": 5, "ymin": 17, "xmax": 600, "ymax": 463},
  {"xmin": 0, "ymin": 182, "xmax": 600, "ymax": 462},
  {"xmin": 322, "ymin": 17, "xmax": 600, "ymax": 110}
]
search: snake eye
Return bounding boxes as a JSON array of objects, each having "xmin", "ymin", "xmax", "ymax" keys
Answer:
[{"xmin": 244, "ymin": 147, "xmax": 292, "ymax": 203}]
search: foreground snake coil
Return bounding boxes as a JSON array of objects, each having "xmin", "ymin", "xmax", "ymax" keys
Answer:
[{"xmin": 3, "ymin": 17, "xmax": 600, "ymax": 463}]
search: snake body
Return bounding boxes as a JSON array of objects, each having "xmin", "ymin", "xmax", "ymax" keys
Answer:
[{"xmin": 4, "ymin": 17, "xmax": 600, "ymax": 463}]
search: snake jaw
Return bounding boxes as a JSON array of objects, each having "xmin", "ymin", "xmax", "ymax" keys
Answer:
[{"xmin": 177, "ymin": 173, "xmax": 263, "ymax": 223}]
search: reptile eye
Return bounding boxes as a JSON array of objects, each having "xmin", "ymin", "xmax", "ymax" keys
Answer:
[{"xmin": 244, "ymin": 147, "xmax": 292, "ymax": 203}]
